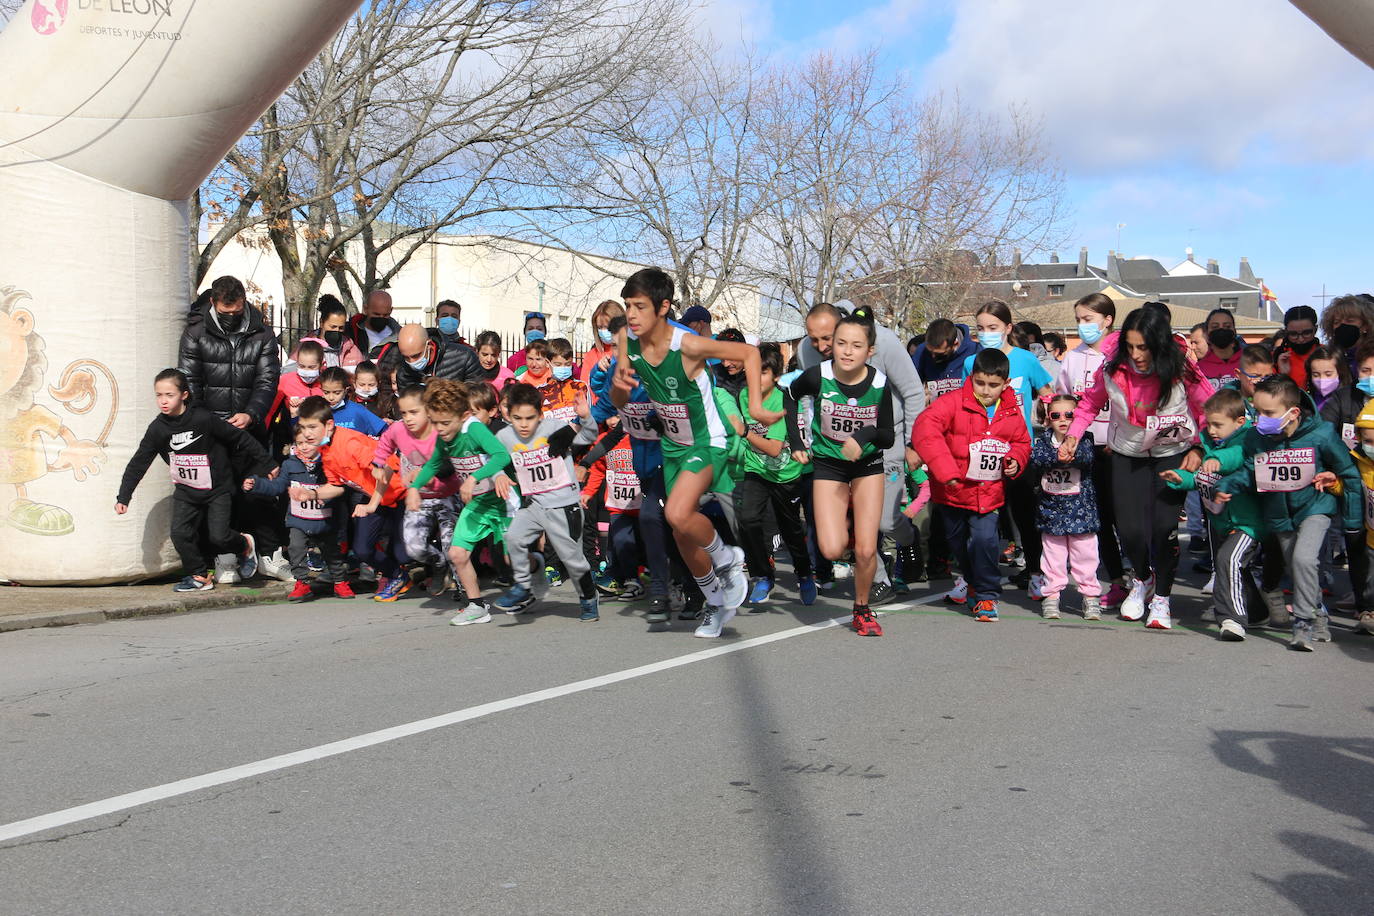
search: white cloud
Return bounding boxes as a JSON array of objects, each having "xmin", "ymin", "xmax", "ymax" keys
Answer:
[
  {"xmin": 691, "ymin": 0, "xmax": 776, "ymax": 49},
  {"xmin": 922, "ymin": 0, "xmax": 1374, "ymax": 171}
]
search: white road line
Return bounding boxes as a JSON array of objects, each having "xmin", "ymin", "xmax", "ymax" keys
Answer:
[{"xmin": 1, "ymin": 609, "xmax": 887, "ymax": 845}]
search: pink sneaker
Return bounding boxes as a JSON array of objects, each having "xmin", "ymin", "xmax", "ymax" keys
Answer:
[{"xmin": 1102, "ymin": 582, "xmax": 1129, "ymax": 609}]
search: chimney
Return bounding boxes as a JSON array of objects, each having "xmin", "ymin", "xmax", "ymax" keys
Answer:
[
  {"xmin": 1238, "ymin": 256, "xmax": 1256, "ymax": 285},
  {"xmin": 1049, "ymin": 252, "xmax": 1060, "ymax": 263},
  {"xmin": 1206, "ymin": 258, "xmax": 1219, "ymax": 275},
  {"xmin": 1185, "ymin": 247, "xmax": 1195, "ymax": 263},
  {"xmin": 1077, "ymin": 246, "xmax": 1089, "ymax": 278},
  {"xmin": 1107, "ymin": 251, "xmax": 1123, "ymax": 286}
]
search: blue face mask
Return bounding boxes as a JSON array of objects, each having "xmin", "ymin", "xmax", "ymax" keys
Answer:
[
  {"xmin": 598, "ymin": 327, "xmax": 614, "ymax": 345},
  {"xmin": 1358, "ymin": 377, "xmax": 1374, "ymax": 397},
  {"xmin": 331, "ymin": 399, "xmax": 345, "ymax": 411},
  {"xmin": 526, "ymin": 329, "xmax": 545, "ymax": 345},
  {"xmin": 1255, "ymin": 410, "xmax": 1293, "ymax": 436},
  {"xmin": 408, "ymin": 354, "xmax": 429, "ymax": 372},
  {"xmin": 979, "ymin": 331, "xmax": 1003, "ymax": 350},
  {"xmin": 437, "ymin": 316, "xmax": 460, "ymax": 336},
  {"xmin": 1077, "ymin": 322, "xmax": 1103, "ymax": 345},
  {"xmin": 552, "ymin": 365, "xmax": 573, "ymax": 381}
]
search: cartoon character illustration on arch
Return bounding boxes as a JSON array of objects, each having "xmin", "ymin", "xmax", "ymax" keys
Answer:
[{"xmin": 0, "ymin": 285, "xmax": 116, "ymax": 536}]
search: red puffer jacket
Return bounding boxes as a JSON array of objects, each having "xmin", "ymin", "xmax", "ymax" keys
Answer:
[{"xmin": 914, "ymin": 379, "xmax": 1030, "ymax": 514}]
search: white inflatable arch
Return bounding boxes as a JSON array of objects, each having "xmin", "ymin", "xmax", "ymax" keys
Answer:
[{"xmin": 0, "ymin": 0, "xmax": 363, "ymax": 584}]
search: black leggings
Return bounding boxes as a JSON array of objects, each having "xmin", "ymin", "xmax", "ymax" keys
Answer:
[
  {"xmin": 1006, "ymin": 472, "xmax": 1041, "ymax": 574},
  {"xmin": 1111, "ymin": 451, "xmax": 1186, "ymax": 596},
  {"xmin": 1092, "ymin": 446, "xmax": 1125, "ymax": 580}
]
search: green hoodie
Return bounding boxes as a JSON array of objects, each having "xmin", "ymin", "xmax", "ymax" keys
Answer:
[
  {"xmin": 1218, "ymin": 406, "xmax": 1363, "ymax": 534},
  {"xmin": 1166, "ymin": 419, "xmax": 1265, "ymax": 539}
]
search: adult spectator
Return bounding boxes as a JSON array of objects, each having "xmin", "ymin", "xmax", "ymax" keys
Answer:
[
  {"xmin": 427, "ymin": 299, "xmax": 483, "ymax": 382},
  {"xmin": 912, "ymin": 317, "xmax": 979, "ymax": 404},
  {"xmin": 906, "ymin": 336, "xmax": 923, "ymax": 358},
  {"xmin": 681, "ymin": 305, "xmax": 712, "ymax": 338},
  {"xmin": 1043, "ymin": 332, "xmax": 1067, "ymax": 361},
  {"xmin": 796, "ymin": 300, "xmax": 926, "ymax": 602},
  {"xmin": 474, "ymin": 329, "xmax": 515, "ymax": 391},
  {"xmin": 1273, "ymin": 305, "xmax": 1319, "ymax": 389},
  {"xmin": 291, "ymin": 294, "xmax": 363, "ymax": 372},
  {"xmin": 580, "ymin": 300, "xmax": 623, "ymax": 391},
  {"xmin": 178, "ymin": 275, "xmax": 288, "ymax": 580},
  {"xmin": 385, "ymin": 323, "xmax": 442, "ymax": 390},
  {"xmin": 506, "ymin": 311, "xmax": 548, "ymax": 373},
  {"xmin": 347, "ymin": 290, "xmax": 400, "ymax": 358},
  {"xmin": 1197, "ymin": 308, "xmax": 1242, "ymax": 387},
  {"xmin": 1186, "ymin": 323, "xmax": 1208, "ymax": 362},
  {"xmin": 1321, "ymin": 294, "xmax": 1374, "ymax": 376}
]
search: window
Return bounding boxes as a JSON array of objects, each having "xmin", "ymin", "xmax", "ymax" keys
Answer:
[
  {"xmin": 1047, "ymin": 284, "xmax": 1065, "ymax": 297},
  {"xmin": 1219, "ymin": 298, "xmax": 1238, "ymax": 311}
]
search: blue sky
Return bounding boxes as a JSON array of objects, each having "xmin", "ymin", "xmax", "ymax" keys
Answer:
[{"xmin": 702, "ymin": 0, "xmax": 1374, "ymax": 314}]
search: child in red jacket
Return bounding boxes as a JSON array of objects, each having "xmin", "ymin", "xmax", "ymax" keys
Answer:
[{"xmin": 913, "ymin": 349, "xmax": 1031, "ymax": 621}]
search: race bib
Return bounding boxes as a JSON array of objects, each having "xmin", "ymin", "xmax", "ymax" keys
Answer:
[
  {"xmin": 510, "ymin": 445, "xmax": 573, "ymax": 496},
  {"xmin": 620, "ymin": 402, "xmax": 660, "ymax": 441},
  {"xmin": 1195, "ymin": 469, "xmax": 1224, "ymax": 515},
  {"xmin": 169, "ymin": 453, "xmax": 212, "ymax": 491},
  {"xmin": 652, "ymin": 401, "xmax": 693, "ymax": 446},
  {"xmin": 545, "ymin": 404, "xmax": 578, "ymax": 425},
  {"xmin": 1142, "ymin": 414, "xmax": 1190, "ymax": 451},
  {"xmin": 291, "ymin": 484, "xmax": 328, "ymax": 520},
  {"xmin": 1040, "ymin": 467, "xmax": 1081, "ymax": 496},
  {"xmin": 819, "ymin": 398, "xmax": 878, "ymax": 441},
  {"xmin": 1343, "ymin": 423, "xmax": 1356, "ymax": 450},
  {"xmin": 1255, "ymin": 448, "xmax": 1316, "ymax": 493},
  {"xmin": 1009, "ymin": 376, "xmax": 1025, "ymax": 410},
  {"xmin": 967, "ymin": 438, "xmax": 1009, "ymax": 482},
  {"xmin": 450, "ymin": 453, "xmax": 494, "ymax": 495},
  {"xmin": 605, "ymin": 468, "xmax": 642, "ymax": 512},
  {"xmin": 925, "ymin": 377, "xmax": 962, "ymax": 403}
]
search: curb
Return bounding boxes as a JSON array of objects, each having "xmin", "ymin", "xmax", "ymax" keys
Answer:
[{"xmin": 0, "ymin": 583, "xmax": 293, "ymax": 634}]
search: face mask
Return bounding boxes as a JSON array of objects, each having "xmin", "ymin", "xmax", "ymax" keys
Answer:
[
  {"xmin": 297, "ymin": 368, "xmax": 319, "ymax": 384},
  {"xmin": 552, "ymin": 365, "xmax": 573, "ymax": 381},
  {"xmin": 368, "ymin": 316, "xmax": 390, "ymax": 331},
  {"xmin": 1077, "ymin": 322, "xmax": 1103, "ymax": 345},
  {"xmin": 437, "ymin": 316, "xmax": 460, "ymax": 336},
  {"xmin": 1288, "ymin": 338, "xmax": 1315, "ymax": 355},
  {"xmin": 1362, "ymin": 444, "xmax": 1374, "ymax": 461},
  {"xmin": 218, "ymin": 310, "xmax": 243, "ymax": 332},
  {"xmin": 1314, "ymin": 376, "xmax": 1341, "ymax": 397},
  {"xmin": 1358, "ymin": 377, "xmax": 1374, "ymax": 397},
  {"xmin": 598, "ymin": 327, "xmax": 614, "ymax": 345},
  {"xmin": 331, "ymin": 398, "xmax": 346, "ymax": 411},
  {"xmin": 1207, "ymin": 328, "xmax": 1236, "ymax": 349},
  {"xmin": 322, "ymin": 330, "xmax": 343, "ymax": 349},
  {"xmin": 526, "ymin": 329, "xmax": 546, "ymax": 345},
  {"xmin": 408, "ymin": 354, "xmax": 429, "ymax": 372},
  {"xmin": 1335, "ymin": 324, "xmax": 1362, "ymax": 349},
  {"xmin": 1255, "ymin": 410, "xmax": 1293, "ymax": 436},
  {"xmin": 979, "ymin": 331, "xmax": 1003, "ymax": 350},
  {"xmin": 356, "ymin": 386, "xmax": 377, "ymax": 399}
]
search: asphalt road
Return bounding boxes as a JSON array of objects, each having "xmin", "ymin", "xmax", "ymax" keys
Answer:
[{"xmin": 2, "ymin": 565, "xmax": 1372, "ymax": 915}]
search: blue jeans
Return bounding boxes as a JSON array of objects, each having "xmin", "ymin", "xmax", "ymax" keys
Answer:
[{"xmin": 941, "ymin": 506, "xmax": 1002, "ymax": 602}]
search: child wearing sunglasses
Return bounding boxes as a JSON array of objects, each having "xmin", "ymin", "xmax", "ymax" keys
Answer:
[{"xmin": 1029, "ymin": 394, "xmax": 1102, "ymax": 620}]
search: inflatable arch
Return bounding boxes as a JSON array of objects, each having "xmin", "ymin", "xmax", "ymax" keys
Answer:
[{"xmin": 0, "ymin": 0, "xmax": 363, "ymax": 584}]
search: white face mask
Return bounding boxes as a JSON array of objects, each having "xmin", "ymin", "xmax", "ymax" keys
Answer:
[
  {"xmin": 297, "ymin": 368, "xmax": 319, "ymax": 383},
  {"xmin": 355, "ymin": 386, "xmax": 377, "ymax": 399}
]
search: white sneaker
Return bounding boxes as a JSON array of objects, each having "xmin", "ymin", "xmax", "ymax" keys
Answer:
[
  {"xmin": 214, "ymin": 554, "xmax": 240, "ymax": 585},
  {"xmin": 715, "ymin": 546, "xmax": 748, "ymax": 611},
  {"xmin": 1145, "ymin": 595, "xmax": 1172, "ymax": 629},
  {"xmin": 1028, "ymin": 574, "xmax": 1046, "ymax": 601},
  {"xmin": 258, "ymin": 547, "xmax": 292, "ymax": 582},
  {"xmin": 450, "ymin": 602, "xmax": 492, "ymax": 626},
  {"xmin": 1120, "ymin": 576, "xmax": 1152, "ymax": 621},
  {"xmin": 1219, "ymin": 618, "xmax": 1246, "ymax": 641},
  {"xmin": 1202, "ymin": 574, "xmax": 1214, "ymax": 596},
  {"xmin": 1041, "ymin": 594, "xmax": 1060, "ymax": 619},
  {"xmin": 693, "ymin": 604, "xmax": 737, "ymax": 638},
  {"xmin": 944, "ymin": 576, "xmax": 969, "ymax": 605},
  {"xmin": 1200, "ymin": 607, "xmax": 1217, "ymax": 623}
]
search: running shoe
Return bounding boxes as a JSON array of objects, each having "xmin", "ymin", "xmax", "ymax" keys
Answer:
[
  {"xmin": 693, "ymin": 604, "xmax": 736, "ymax": 638},
  {"xmin": 618, "ymin": 580, "xmax": 646, "ymax": 601},
  {"xmin": 258, "ymin": 547, "xmax": 292, "ymax": 582},
  {"xmin": 1145, "ymin": 595, "xmax": 1172, "ymax": 629},
  {"xmin": 593, "ymin": 571, "xmax": 619, "ymax": 597},
  {"xmin": 450, "ymin": 602, "xmax": 492, "ymax": 626},
  {"xmin": 1202, "ymin": 574, "xmax": 1214, "ymax": 597},
  {"xmin": 852, "ymin": 606, "xmax": 882, "ymax": 637},
  {"xmin": 1041, "ymin": 594, "xmax": 1060, "ymax": 619},
  {"xmin": 1102, "ymin": 582, "xmax": 1129, "ymax": 609},
  {"xmin": 972, "ymin": 599, "xmax": 999, "ymax": 622},
  {"xmin": 747, "ymin": 576, "xmax": 773, "ymax": 606},
  {"xmin": 494, "ymin": 584, "xmax": 535, "ymax": 614},
  {"xmin": 678, "ymin": 593, "xmax": 704, "ymax": 621},
  {"xmin": 1082, "ymin": 595, "xmax": 1102, "ymax": 621},
  {"xmin": 1219, "ymin": 619, "xmax": 1246, "ymax": 641},
  {"xmin": 1261, "ymin": 590, "xmax": 1291, "ymax": 628},
  {"xmin": 306, "ymin": 548, "xmax": 325, "ymax": 574},
  {"xmin": 1289, "ymin": 618, "xmax": 1314, "ymax": 652},
  {"xmin": 1120, "ymin": 576, "xmax": 1153, "ymax": 621},
  {"xmin": 214, "ymin": 555, "xmax": 239, "ymax": 585},
  {"xmin": 1001, "ymin": 541, "xmax": 1019, "ymax": 564},
  {"xmin": 332, "ymin": 582, "xmax": 356, "ymax": 599},
  {"xmin": 798, "ymin": 576, "xmax": 818, "ymax": 607},
  {"xmin": 545, "ymin": 564, "xmax": 566, "ymax": 588},
  {"xmin": 427, "ymin": 565, "xmax": 452, "ymax": 598},
  {"xmin": 237, "ymin": 532, "xmax": 258, "ymax": 581},
  {"xmin": 944, "ymin": 576, "xmax": 969, "ymax": 605},
  {"xmin": 1188, "ymin": 534, "xmax": 1210, "ymax": 555},
  {"xmin": 869, "ymin": 581, "xmax": 897, "ymax": 607},
  {"xmin": 288, "ymin": 580, "xmax": 314, "ymax": 603},
  {"xmin": 1313, "ymin": 613, "xmax": 1332, "ymax": 643},
  {"xmin": 1028, "ymin": 573, "xmax": 1046, "ymax": 601},
  {"xmin": 716, "ymin": 546, "xmax": 749, "ymax": 610},
  {"xmin": 374, "ymin": 577, "xmax": 410, "ymax": 602},
  {"xmin": 173, "ymin": 574, "xmax": 214, "ymax": 593},
  {"xmin": 646, "ymin": 595, "xmax": 671, "ymax": 623},
  {"xmin": 579, "ymin": 597, "xmax": 600, "ymax": 622}
]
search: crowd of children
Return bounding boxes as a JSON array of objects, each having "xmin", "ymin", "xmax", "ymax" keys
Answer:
[{"xmin": 117, "ymin": 283, "xmax": 1374, "ymax": 651}]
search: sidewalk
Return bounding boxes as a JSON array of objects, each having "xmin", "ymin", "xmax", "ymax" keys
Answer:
[{"xmin": 0, "ymin": 578, "xmax": 292, "ymax": 633}]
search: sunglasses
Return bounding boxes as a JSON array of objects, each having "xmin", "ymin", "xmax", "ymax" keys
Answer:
[{"xmin": 1048, "ymin": 410, "xmax": 1075, "ymax": 420}]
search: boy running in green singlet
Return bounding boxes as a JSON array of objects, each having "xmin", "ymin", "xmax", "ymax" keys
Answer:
[{"xmin": 612, "ymin": 268, "xmax": 779, "ymax": 638}]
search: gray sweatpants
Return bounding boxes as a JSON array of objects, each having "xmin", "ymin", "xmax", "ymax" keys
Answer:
[
  {"xmin": 1275, "ymin": 514, "xmax": 1332, "ymax": 621},
  {"xmin": 403, "ymin": 496, "xmax": 458, "ymax": 569},
  {"xmin": 507, "ymin": 502, "xmax": 594, "ymax": 600}
]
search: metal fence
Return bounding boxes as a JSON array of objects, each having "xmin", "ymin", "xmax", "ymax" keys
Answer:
[{"xmin": 267, "ymin": 311, "xmax": 582, "ymax": 363}]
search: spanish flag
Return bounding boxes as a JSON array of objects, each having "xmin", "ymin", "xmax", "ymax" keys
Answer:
[{"xmin": 1260, "ymin": 282, "xmax": 1278, "ymax": 304}]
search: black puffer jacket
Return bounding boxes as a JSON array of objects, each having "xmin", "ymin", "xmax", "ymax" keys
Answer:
[
  {"xmin": 178, "ymin": 303, "xmax": 281, "ymax": 424},
  {"xmin": 429, "ymin": 329, "xmax": 484, "ymax": 383},
  {"xmin": 377, "ymin": 334, "xmax": 485, "ymax": 389}
]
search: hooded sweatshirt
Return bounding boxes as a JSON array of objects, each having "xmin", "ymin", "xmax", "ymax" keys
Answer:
[{"xmin": 913, "ymin": 323, "xmax": 980, "ymax": 403}]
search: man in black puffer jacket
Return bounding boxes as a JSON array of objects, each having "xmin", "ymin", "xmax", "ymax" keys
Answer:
[{"xmin": 179, "ymin": 275, "xmax": 288, "ymax": 582}]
